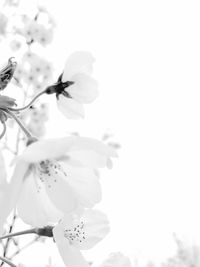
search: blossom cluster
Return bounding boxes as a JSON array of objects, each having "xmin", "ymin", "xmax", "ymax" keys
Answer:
[{"xmin": 0, "ymin": 2, "xmax": 131, "ymax": 267}]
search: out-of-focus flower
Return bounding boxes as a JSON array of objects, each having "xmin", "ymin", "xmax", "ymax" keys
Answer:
[
  {"xmin": 33, "ymin": 24, "xmax": 53, "ymax": 46},
  {"xmin": 9, "ymin": 35, "xmax": 25, "ymax": 52},
  {"xmin": 4, "ymin": 0, "xmax": 19, "ymax": 7},
  {"xmin": 99, "ymin": 252, "xmax": 132, "ymax": 267},
  {"xmin": 0, "ymin": 13, "xmax": 8, "ymax": 36},
  {"xmin": 14, "ymin": 51, "xmax": 53, "ymax": 93},
  {"xmin": 162, "ymin": 236, "xmax": 200, "ymax": 267},
  {"xmin": 8, "ymin": 136, "xmax": 116, "ymax": 227},
  {"xmin": 9, "ymin": 39, "xmax": 22, "ymax": 51},
  {"xmin": 46, "ymin": 51, "xmax": 98, "ymax": 119},
  {"xmin": 18, "ymin": 15, "xmax": 53, "ymax": 46},
  {"xmin": 53, "ymin": 209, "xmax": 110, "ymax": 267}
]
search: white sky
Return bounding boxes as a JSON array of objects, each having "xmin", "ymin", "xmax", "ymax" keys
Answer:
[{"xmin": 2, "ymin": 0, "xmax": 200, "ymax": 266}]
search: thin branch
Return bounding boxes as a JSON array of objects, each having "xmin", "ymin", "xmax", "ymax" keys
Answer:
[
  {"xmin": 8, "ymin": 90, "xmax": 46, "ymax": 112},
  {"xmin": 0, "ymin": 256, "xmax": 17, "ymax": 267},
  {"xmin": 9, "ymin": 236, "xmax": 41, "ymax": 260},
  {"xmin": 1, "ymin": 214, "xmax": 16, "ymax": 266},
  {"xmin": 4, "ymin": 109, "xmax": 33, "ymax": 139}
]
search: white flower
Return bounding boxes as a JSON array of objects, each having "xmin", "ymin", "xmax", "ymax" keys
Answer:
[
  {"xmin": 99, "ymin": 252, "xmax": 132, "ymax": 267},
  {"xmin": 33, "ymin": 25, "xmax": 53, "ymax": 46},
  {"xmin": 0, "ymin": 150, "xmax": 8, "ymax": 234},
  {"xmin": 46, "ymin": 51, "xmax": 98, "ymax": 119},
  {"xmin": 9, "ymin": 136, "xmax": 116, "ymax": 227},
  {"xmin": 21, "ymin": 20, "xmax": 38, "ymax": 43},
  {"xmin": 53, "ymin": 209, "xmax": 110, "ymax": 267}
]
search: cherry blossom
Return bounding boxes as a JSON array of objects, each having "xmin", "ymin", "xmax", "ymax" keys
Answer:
[
  {"xmin": 45, "ymin": 51, "xmax": 99, "ymax": 119},
  {"xmin": 7, "ymin": 136, "xmax": 116, "ymax": 227},
  {"xmin": 53, "ymin": 209, "xmax": 110, "ymax": 267}
]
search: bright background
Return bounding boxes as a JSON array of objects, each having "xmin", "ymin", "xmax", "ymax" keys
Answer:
[{"xmin": 2, "ymin": 0, "xmax": 200, "ymax": 266}]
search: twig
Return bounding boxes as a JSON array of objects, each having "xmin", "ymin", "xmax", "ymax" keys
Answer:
[{"xmin": 9, "ymin": 236, "xmax": 41, "ymax": 260}]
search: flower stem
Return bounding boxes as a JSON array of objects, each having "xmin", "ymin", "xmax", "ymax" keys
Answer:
[
  {"xmin": 0, "ymin": 228, "xmax": 37, "ymax": 240},
  {"xmin": 0, "ymin": 256, "xmax": 17, "ymax": 267},
  {"xmin": 9, "ymin": 236, "xmax": 41, "ymax": 260},
  {"xmin": 8, "ymin": 90, "xmax": 46, "ymax": 112},
  {"xmin": 0, "ymin": 122, "xmax": 6, "ymax": 140},
  {"xmin": 4, "ymin": 109, "xmax": 33, "ymax": 139},
  {"xmin": 0, "ymin": 226, "xmax": 53, "ymax": 241}
]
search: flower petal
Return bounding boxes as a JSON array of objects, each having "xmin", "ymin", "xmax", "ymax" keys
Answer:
[
  {"xmin": 78, "ymin": 209, "xmax": 110, "ymax": 250},
  {"xmin": 0, "ymin": 151, "xmax": 6, "ymax": 185},
  {"xmin": 62, "ymin": 164, "xmax": 102, "ymax": 208},
  {"xmin": 18, "ymin": 136, "xmax": 117, "ymax": 164},
  {"xmin": 67, "ymin": 73, "xmax": 98, "ymax": 103},
  {"xmin": 57, "ymin": 95, "xmax": 85, "ymax": 119},
  {"xmin": 0, "ymin": 161, "xmax": 28, "ymax": 234},
  {"xmin": 17, "ymin": 172, "xmax": 63, "ymax": 227},
  {"xmin": 53, "ymin": 225, "xmax": 90, "ymax": 267},
  {"xmin": 66, "ymin": 150, "xmax": 112, "ymax": 168},
  {"xmin": 57, "ymin": 209, "xmax": 110, "ymax": 250},
  {"xmin": 62, "ymin": 51, "xmax": 95, "ymax": 82},
  {"xmin": 43, "ymin": 163, "xmax": 78, "ymax": 214}
]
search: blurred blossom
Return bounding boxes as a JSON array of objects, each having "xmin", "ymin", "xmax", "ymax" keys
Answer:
[
  {"xmin": 6, "ymin": 136, "xmax": 116, "ymax": 227},
  {"xmin": 3, "ymin": 0, "xmax": 20, "ymax": 6},
  {"xmin": 9, "ymin": 35, "xmax": 25, "ymax": 51},
  {"xmin": 16, "ymin": 12, "xmax": 54, "ymax": 46},
  {"xmin": 46, "ymin": 51, "xmax": 98, "ymax": 119},
  {"xmin": 14, "ymin": 51, "xmax": 53, "ymax": 93},
  {"xmin": 32, "ymin": 24, "xmax": 53, "ymax": 46},
  {"xmin": 162, "ymin": 236, "xmax": 200, "ymax": 267},
  {"xmin": 9, "ymin": 39, "xmax": 22, "ymax": 51},
  {"xmin": 0, "ymin": 12, "xmax": 8, "ymax": 36},
  {"xmin": 53, "ymin": 209, "xmax": 110, "ymax": 267},
  {"xmin": 99, "ymin": 252, "xmax": 132, "ymax": 267}
]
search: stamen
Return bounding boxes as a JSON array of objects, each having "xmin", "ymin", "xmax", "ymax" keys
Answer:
[
  {"xmin": 35, "ymin": 160, "xmax": 67, "ymax": 193},
  {"xmin": 64, "ymin": 221, "xmax": 86, "ymax": 244}
]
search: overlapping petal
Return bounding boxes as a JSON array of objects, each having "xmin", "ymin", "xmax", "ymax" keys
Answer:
[
  {"xmin": 53, "ymin": 209, "xmax": 109, "ymax": 267},
  {"xmin": 17, "ymin": 172, "xmax": 63, "ymax": 227},
  {"xmin": 62, "ymin": 51, "xmax": 95, "ymax": 82},
  {"xmin": 18, "ymin": 136, "xmax": 117, "ymax": 165},
  {"xmin": 56, "ymin": 209, "xmax": 110, "ymax": 250},
  {"xmin": 12, "ymin": 136, "xmax": 115, "ymax": 227},
  {"xmin": 67, "ymin": 73, "xmax": 98, "ymax": 103},
  {"xmin": 57, "ymin": 95, "xmax": 85, "ymax": 119},
  {"xmin": 53, "ymin": 225, "xmax": 90, "ymax": 267},
  {"xmin": 61, "ymin": 164, "xmax": 102, "ymax": 208},
  {"xmin": 55, "ymin": 51, "xmax": 98, "ymax": 119}
]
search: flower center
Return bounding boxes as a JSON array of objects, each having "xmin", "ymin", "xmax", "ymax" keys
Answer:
[
  {"xmin": 45, "ymin": 80, "xmax": 74, "ymax": 99},
  {"xmin": 64, "ymin": 221, "xmax": 86, "ymax": 244},
  {"xmin": 35, "ymin": 159, "xmax": 67, "ymax": 192}
]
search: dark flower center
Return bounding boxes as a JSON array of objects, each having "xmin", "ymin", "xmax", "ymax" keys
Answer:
[{"xmin": 45, "ymin": 80, "xmax": 74, "ymax": 99}]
